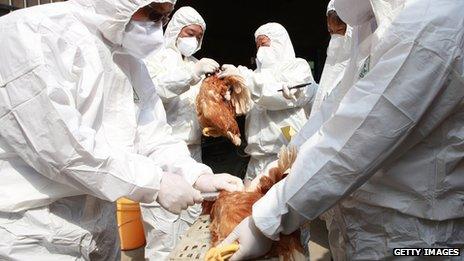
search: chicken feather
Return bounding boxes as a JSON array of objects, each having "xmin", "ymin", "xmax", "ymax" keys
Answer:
[
  {"xmin": 206, "ymin": 146, "xmax": 304, "ymax": 260},
  {"xmin": 196, "ymin": 75, "xmax": 251, "ymax": 146}
]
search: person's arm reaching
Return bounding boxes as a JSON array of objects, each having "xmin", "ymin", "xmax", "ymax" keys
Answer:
[
  {"xmin": 289, "ymin": 82, "xmax": 345, "ymax": 149},
  {"xmin": 239, "ymin": 59, "xmax": 318, "ymax": 111},
  {"xmin": 0, "ymin": 65, "xmax": 163, "ymax": 204},
  {"xmin": 253, "ymin": 35, "xmax": 463, "ymax": 239},
  {"xmin": 135, "ymin": 64, "xmax": 243, "ymax": 192},
  {"xmin": 135, "ymin": 103, "xmax": 212, "ymax": 185},
  {"xmin": 145, "ymin": 49, "xmax": 199, "ymax": 101},
  {"xmin": 146, "ymin": 50, "xmax": 219, "ymax": 102}
]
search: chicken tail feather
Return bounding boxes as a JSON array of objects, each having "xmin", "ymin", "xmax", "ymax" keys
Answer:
[
  {"xmin": 223, "ymin": 75, "xmax": 252, "ymax": 115},
  {"xmin": 256, "ymin": 146, "xmax": 298, "ymax": 194},
  {"xmin": 277, "ymin": 145, "xmax": 298, "ymax": 175},
  {"xmin": 227, "ymin": 131, "xmax": 242, "ymax": 146}
]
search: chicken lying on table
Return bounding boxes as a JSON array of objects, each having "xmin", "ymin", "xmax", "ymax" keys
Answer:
[
  {"xmin": 196, "ymin": 74, "xmax": 251, "ymax": 146},
  {"xmin": 206, "ymin": 147, "xmax": 304, "ymax": 260}
]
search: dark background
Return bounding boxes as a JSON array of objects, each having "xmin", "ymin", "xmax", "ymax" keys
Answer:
[
  {"xmin": 1, "ymin": 1, "xmax": 330, "ymax": 78},
  {"xmin": 0, "ymin": 3, "xmax": 16, "ymax": 16},
  {"xmin": 0, "ymin": 0, "xmax": 331, "ymax": 178},
  {"xmin": 173, "ymin": 0, "xmax": 330, "ymax": 178},
  {"xmin": 176, "ymin": 0, "xmax": 330, "ymax": 80}
]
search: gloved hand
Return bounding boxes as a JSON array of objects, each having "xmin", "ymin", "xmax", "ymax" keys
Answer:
[
  {"xmin": 157, "ymin": 172, "xmax": 203, "ymax": 214},
  {"xmin": 219, "ymin": 216, "xmax": 273, "ymax": 260},
  {"xmin": 282, "ymin": 84, "xmax": 297, "ymax": 101},
  {"xmin": 294, "ymin": 87, "xmax": 304, "ymax": 99},
  {"xmin": 194, "ymin": 58, "xmax": 220, "ymax": 78},
  {"xmin": 194, "ymin": 173, "xmax": 244, "ymax": 192},
  {"xmin": 218, "ymin": 64, "xmax": 240, "ymax": 78}
]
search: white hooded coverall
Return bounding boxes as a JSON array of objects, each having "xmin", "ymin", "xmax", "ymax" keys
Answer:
[
  {"xmin": 0, "ymin": 0, "xmax": 213, "ymax": 260},
  {"xmin": 142, "ymin": 7, "xmax": 206, "ymax": 260},
  {"xmin": 145, "ymin": 6, "xmax": 205, "ymax": 162},
  {"xmin": 311, "ymin": 0, "xmax": 353, "ymax": 115},
  {"xmin": 252, "ymin": 0, "xmax": 464, "ymax": 260},
  {"xmin": 239, "ymin": 23, "xmax": 317, "ymax": 181}
]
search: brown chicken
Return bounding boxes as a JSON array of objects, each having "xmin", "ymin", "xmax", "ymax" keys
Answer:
[
  {"xmin": 206, "ymin": 147, "xmax": 304, "ymax": 260},
  {"xmin": 196, "ymin": 74, "xmax": 251, "ymax": 146}
]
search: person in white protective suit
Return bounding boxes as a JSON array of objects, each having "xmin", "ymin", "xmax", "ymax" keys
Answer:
[
  {"xmin": 311, "ymin": 0, "xmax": 353, "ymax": 115},
  {"xmin": 145, "ymin": 6, "xmax": 217, "ymax": 162},
  {"xmin": 220, "ymin": 23, "xmax": 318, "ymax": 185},
  {"xmin": 221, "ymin": 0, "xmax": 464, "ymax": 260},
  {"xmin": 0, "ymin": 0, "xmax": 243, "ymax": 260},
  {"xmin": 141, "ymin": 7, "xmax": 218, "ymax": 260}
]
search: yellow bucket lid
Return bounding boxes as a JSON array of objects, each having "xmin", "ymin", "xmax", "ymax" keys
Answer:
[
  {"xmin": 117, "ymin": 198, "xmax": 138, "ymax": 204},
  {"xmin": 117, "ymin": 198, "xmax": 140, "ymax": 211}
]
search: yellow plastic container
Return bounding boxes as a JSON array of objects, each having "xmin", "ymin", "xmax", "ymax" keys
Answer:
[{"xmin": 117, "ymin": 198, "xmax": 146, "ymax": 251}]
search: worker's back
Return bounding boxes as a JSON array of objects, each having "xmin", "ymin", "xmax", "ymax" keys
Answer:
[
  {"xmin": 0, "ymin": 1, "xmax": 126, "ymax": 260},
  {"xmin": 350, "ymin": 0, "xmax": 464, "ymax": 222},
  {"xmin": 0, "ymin": 1, "xmax": 106, "ymax": 212}
]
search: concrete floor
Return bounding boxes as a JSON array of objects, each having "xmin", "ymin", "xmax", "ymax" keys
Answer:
[
  {"xmin": 309, "ymin": 242, "xmax": 331, "ymax": 261},
  {"xmin": 308, "ymin": 218, "xmax": 332, "ymax": 261}
]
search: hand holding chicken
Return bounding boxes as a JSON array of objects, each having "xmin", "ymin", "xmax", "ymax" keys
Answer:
[{"xmin": 206, "ymin": 147, "xmax": 304, "ymax": 260}]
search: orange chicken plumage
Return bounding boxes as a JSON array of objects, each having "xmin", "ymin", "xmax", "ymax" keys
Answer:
[
  {"xmin": 196, "ymin": 74, "xmax": 251, "ymax": 146},
  {"xmin": 206, "ymin": 147, "xmax": 304, "ymax": 260}
]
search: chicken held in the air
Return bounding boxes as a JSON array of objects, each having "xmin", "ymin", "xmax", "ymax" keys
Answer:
[{"xmin": 196, "ymin": 74, "xmax": 251, "ymax": 146}]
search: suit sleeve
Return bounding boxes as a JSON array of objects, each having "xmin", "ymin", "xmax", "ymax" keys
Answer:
[
  {"xmin": 239, "ymin": 59, "xmax": 317, "ymax": 111},
  {"xmin": 252, "ymin": 37, "xmax": 462, "ymax": 239}
]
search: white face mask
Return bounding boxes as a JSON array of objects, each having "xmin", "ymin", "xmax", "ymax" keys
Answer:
[
  {"xmin": 326, "ymin": 34, "xmax": 345, "ymax": 58},
  {"xmin": 256, "ymin": 46, "xmax": 279, "ymax": 69},
  {"xmin": 122, "ymin": 20, "xmax": 164, "ymax": 59},
  {"xmin": 326, "ymin": 34, "xmax": 352, "ymax": 66},
  {"xmin": 177, "ymin": 37, "xmax": 199, "ymax": 57}
]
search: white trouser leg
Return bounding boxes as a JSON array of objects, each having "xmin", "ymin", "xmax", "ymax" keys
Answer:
[
  {"xmin": 0, "ymin": 196, "xmax": 119, "ymax": 261},
  {"xmin": 245, "ymin": 154, "xmax": 278, "ymax": 182},
  {"xmin": 325, "ymin": 198, "xmax": 464, "ymax": 260}
]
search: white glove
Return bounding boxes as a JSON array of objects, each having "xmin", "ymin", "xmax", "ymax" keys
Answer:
[
  {"xmin": 282, "ymin": 84, "xmax": 297, "ymax": 101},
  {"xmin": 194, "ymin": 173, "xmax": 244, "ymax": 192},
  {"xmin": 156, "ymin": 173, "xmax": 203, "ymax": 214},
  {"xmin": 219, "ymin": 216, "xmax": 273, "ymax": 260},
  {"xmin": 294, "ymin": 88, "xmax": 304, "ymax": 99},
  {"xmin": 218, "ymin": 64, "xmax": 240, "ymax": 78},
  {"xmin": 194, "ymin": 58, "xmax": 220, "ymax": 78}
]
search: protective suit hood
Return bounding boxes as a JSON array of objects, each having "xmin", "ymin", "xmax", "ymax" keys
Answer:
[
  {"xmin": 334, "ymin": 0, "xmax": 374, "ymax": 26},
  {"xmin": 369, "ymin": 0, "xmax": 406, "ymax": 33},
  {"xmin": 252, "ymin": 0, "xmax": 464, "ymax": 259},
  {"xmin": 70, "ymin": 0, "xmax": 176, "ymax": 46},
  {"xmin": 335, "ymin": 0, "xmax": 405, "ymax": 28},
  {"xmin": 164, "ymin": 6, "xmax": 206, "ymax": 54},
  {"xmin": 254, "ymin": 23, "xmax": 296, "ymax": 65},
  {"xmin": 327, "ymin": 0, "xmax": 335, "ymax": 15}
]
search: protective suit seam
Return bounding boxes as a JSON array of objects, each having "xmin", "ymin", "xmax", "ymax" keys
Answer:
[
  {"xmin": 285, "ymin": 84, "xmax": 418, "ymax": 220},
  {"xmin": 7, "ymin": 86, "xmax": 146, "ymax": 199},
  {"xmin": 0, "ymin": 63, "xmax": 42, "ymax": 89}
]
